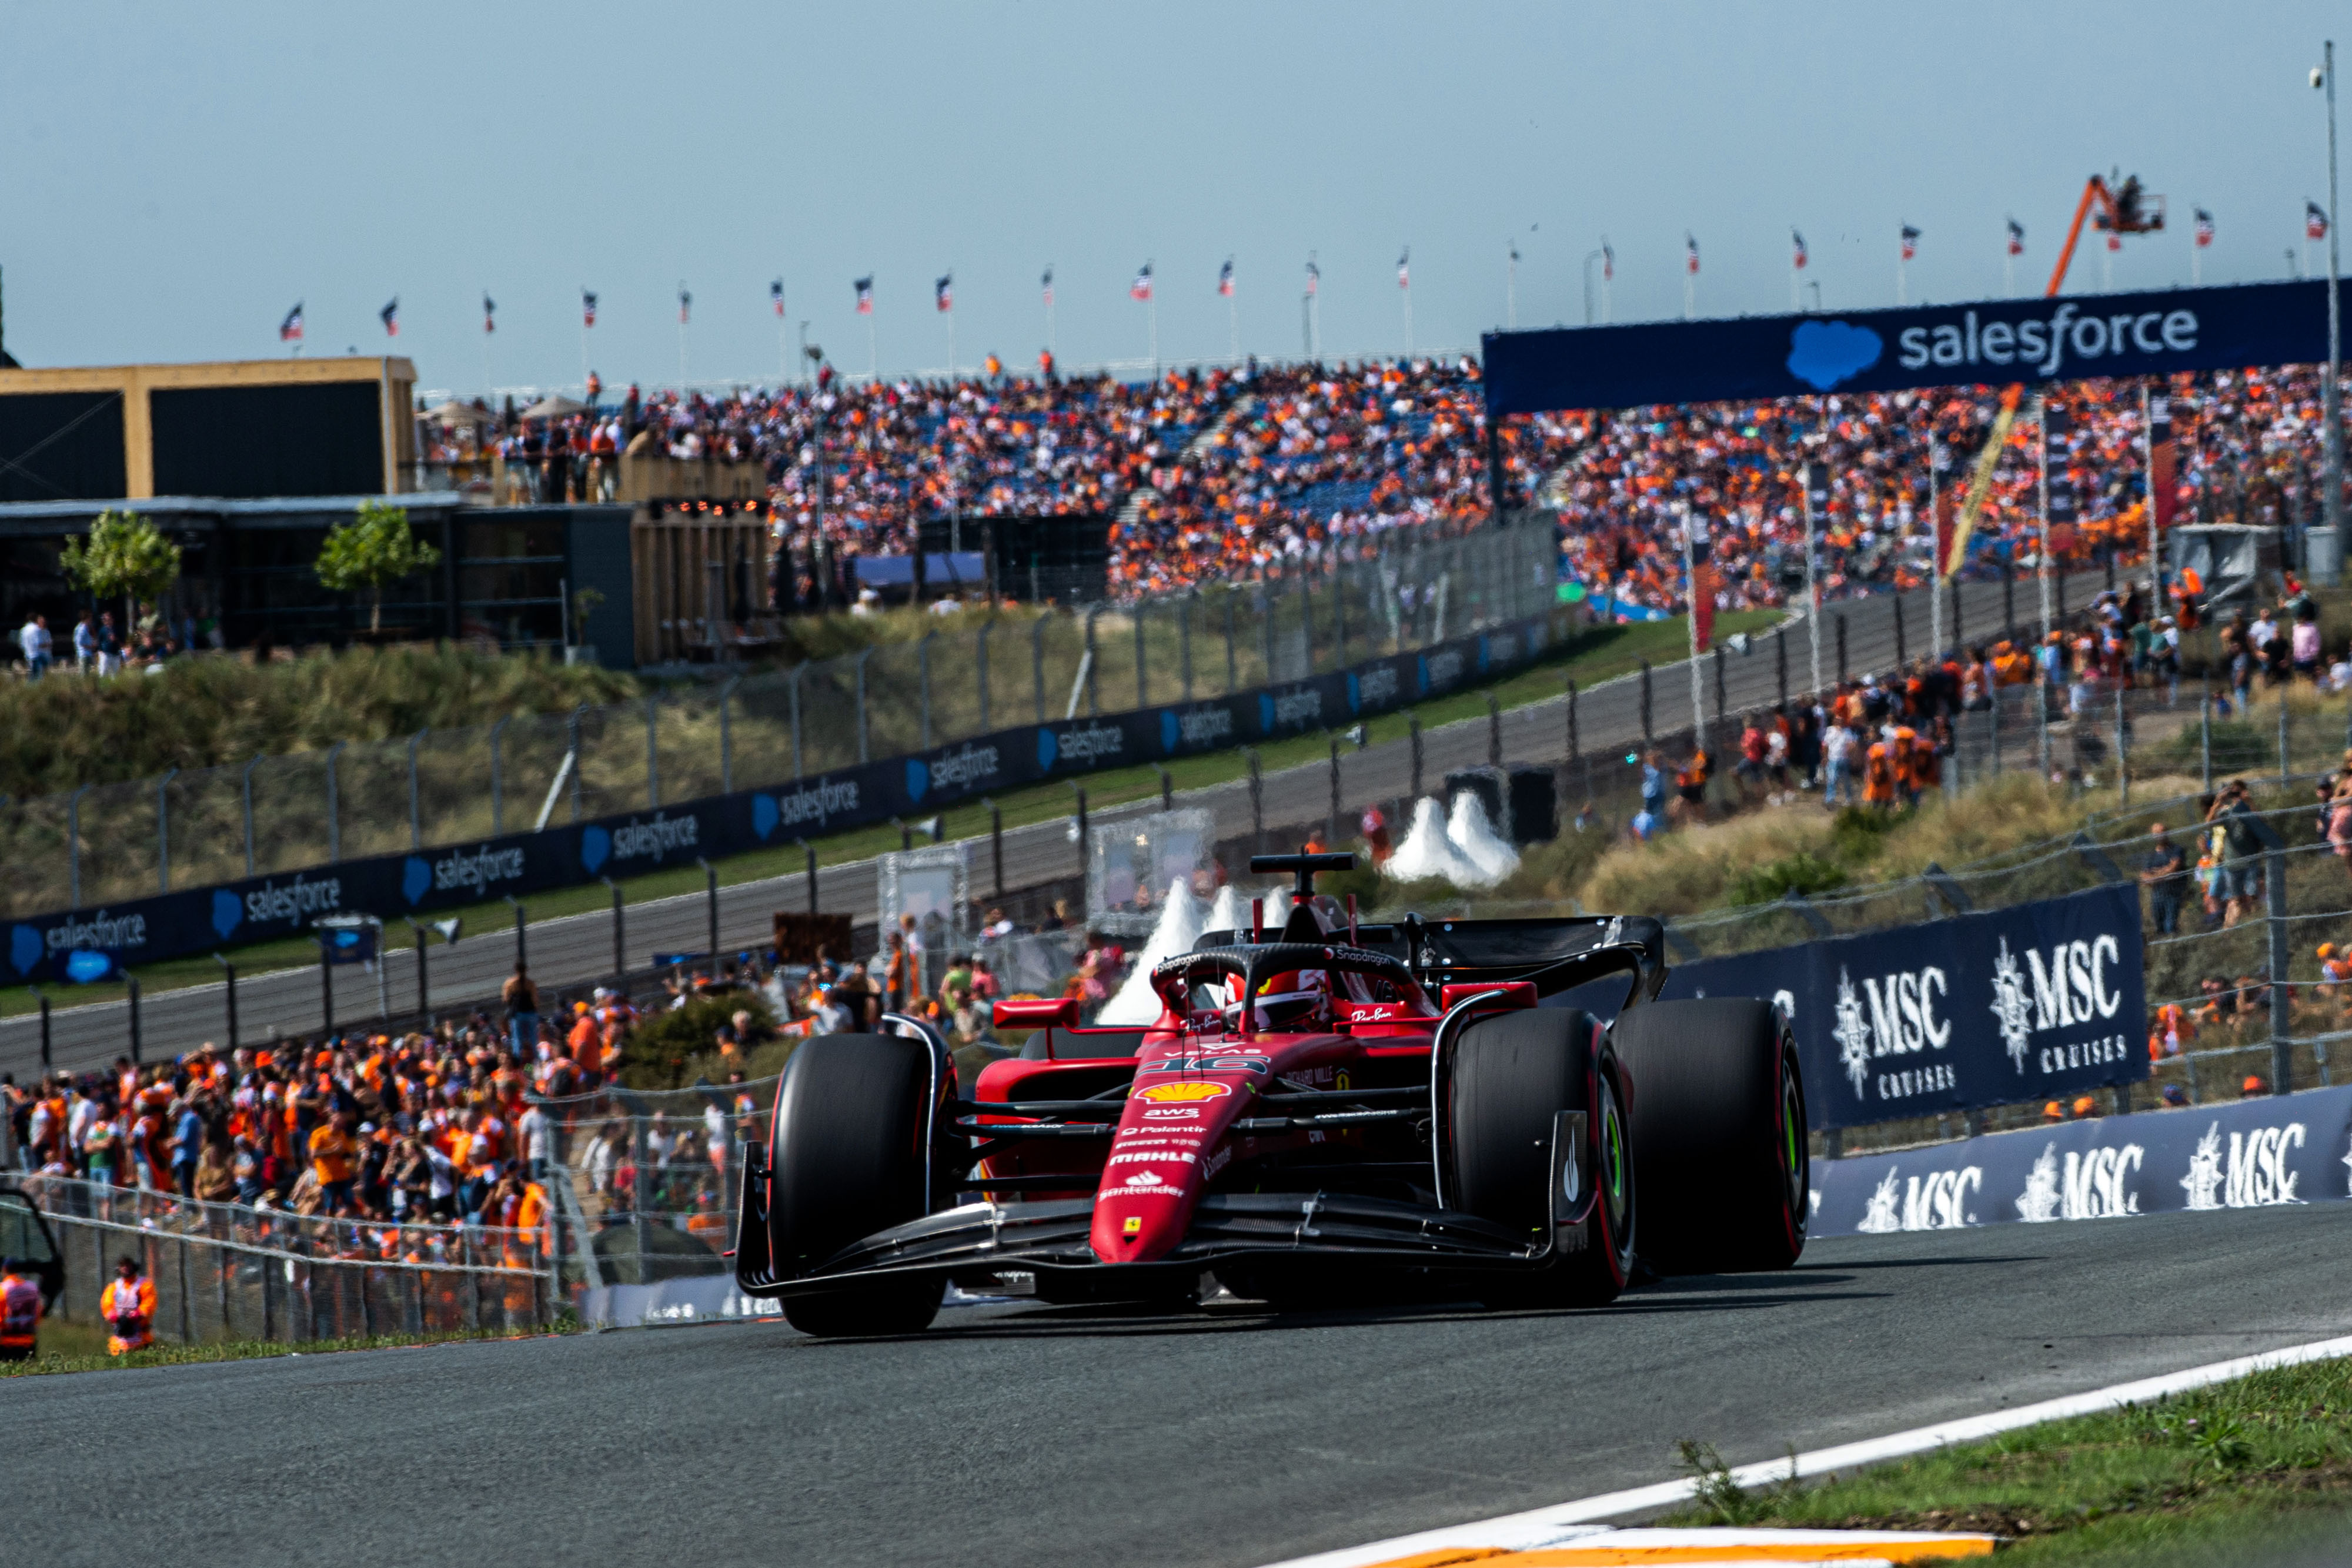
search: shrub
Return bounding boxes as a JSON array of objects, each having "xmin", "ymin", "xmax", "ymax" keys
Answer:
[{"xmin": 615, "ymin": 991, "xmax": 781, "ymax": 1091}]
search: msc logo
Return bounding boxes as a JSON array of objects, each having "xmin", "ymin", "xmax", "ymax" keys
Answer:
[
  {"xmin": 2016, "ymin": 1140, "xmax": 2144, "ymax": 1222},
  {"xmin": 1988, "ymin": 934, "xmax": 2125, "ymax": 1072},
  {"xmin": 1830, "ymin": 964, "xmax": 1951, "ymax": 1098},
  {"xmin": 2180, "ymin": 1121, "xmax": 2308, "ymax": 1211},
  {"xmin": 1856, "ymin": 1164, "xmax": 1982, "ymax": 1233}
]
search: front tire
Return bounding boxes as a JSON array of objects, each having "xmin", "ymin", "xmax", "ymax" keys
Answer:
[
  {"xmin": 1446, "ymin": 1007, "xmax": 1635, "ymax": 1308},
  {"xmin": 767, "ymin": 1033, "xmax": 948, "ymax": 1337},
  {"xmin": 1611, "ymin": 997, "xmax": 1808, "ymax": 1274}
]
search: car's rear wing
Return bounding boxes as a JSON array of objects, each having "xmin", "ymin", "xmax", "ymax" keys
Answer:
[{"xmin": 1190, "ymin": 914, "xmax": 1668, "ymax": 1014}]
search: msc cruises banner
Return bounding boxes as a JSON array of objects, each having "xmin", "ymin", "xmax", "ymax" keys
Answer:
[
  {"xmin": 1663, "ymin": 885, "xmax": 2148, "ymax": 1131},
  {"xmin": 5, "ymin": 614, "xmax": 1559, "ymax": 985},
  {"xmin": 1483, "ymin": 279, "xmax": 2328, "ymax": 416},
  {"xmin": 1813, "ymin": 1083, "xmax": 2352, "ymax": 1236}
]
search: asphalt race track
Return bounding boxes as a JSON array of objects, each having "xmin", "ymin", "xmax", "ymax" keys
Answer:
[
  {"xmin": 6, "ymin": 1201, "xmax": 2346, "ymax": 1568},
  {"xmin": 0, "ymin": 569, "xmax": 2104, "ymax": 1075}
]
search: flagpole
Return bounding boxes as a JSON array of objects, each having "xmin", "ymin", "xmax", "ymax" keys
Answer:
[
  {"xmin": 1506, "ymin": 246, "xmax": 1516, "ymax": 330},
  {"xmin": 2143, "ymin": 382, "xmax": 2162, "ymax": 604},
  {"xmin": 1928, "ymin": 439, "xmax": 1943, "ymax": 664},
  {"xmin": 2325, "ymin": 38, "xmax": 2345, "ymax": 571},
  {"xmin": 2037, "ymin": 394, "xmax": 2054, "ymax": 649},
  {"xmin": 1229, "ymin": 289, "xmax": 1238, "ymax": 365},
  {"xmin": 1679, "ymin": 506, "xmax": 1705, "ymax": 749},
  {"xmin": 1803, "ymin": 452, "xmax": 1823, "ymax": 701}
]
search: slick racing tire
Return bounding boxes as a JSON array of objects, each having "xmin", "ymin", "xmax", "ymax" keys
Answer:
[
  {"xmin": 1446, "ymin": 1007, "xmax": 1635, "ymax": 1309},
  {"xmin": 1610, "ymin": 997, "xmax": 1808, "ymax": 1275},
  {"xmin": 768, "ymin": 1033, "xmax": 948, "ymax": 1338}
]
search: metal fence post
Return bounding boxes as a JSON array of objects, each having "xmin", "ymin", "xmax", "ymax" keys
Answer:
[
  {"xmin": 1084, "ymin": 607, "xmax": 1102, "ymax": 714},
  {"xmin": 489, "ymin": 717, "xmax": 509, "ymax": 837},
  {"xmin": 1565, "ymin": 678, "xmax": 1579, "ymax": 773},
  {"xmin": 1180, "ymin": 595, "xmax": 1194, "ymax": 700},
  {"xmin": 984, "ymin": 798, "xmax": 1004, "ymax": 897},
  {"xmin": 2270, "ymin": 845, "xmax": 2293, "ymax": 1094},
  {"xmin": 644, "ymin": 693, "xmax": 660, "ymax": 808},
  {"xmin": 1486, "ymin": 693, "xmax": 1502, "ymax": 767},
  {"xmin": 2201, "ymin": 684, "xmax": 2213, "ymax": 791},
  {"xmin": 569, "ymin": 706, "xmax": 585, "ymax": 823},
  {"xmin": 1776, "ymin": 627, "xmax": 1788, "ymax": 708},
  {"xmin": 215, "ymin": 954, "xmax": 237, "ymax": 1051},
  {"xmin": 325, "ymin": 740, "xmax": 346, "ymax": 864},
  {"xmin": 2279, "ymin": 697, "xmax": 2291, "ymax": 785},
  {"xmin": 38, "ymin": 992, "xmax": 51, "ymax": 1067},
  {"xmin": 1327, "ymin": 737, "xmax": 1342, "ymax": 848},
  {"xmin": 505, "ymin": 895, "xmax": 527, "ymax": 970},
  {"xmin": 1639, "ymin": 661, "xmax": 1653, "ymax": 744},
  {"xmin": 156, "ymin": 768, "xmax": 176, "ymax": 894},
  {"xmin": 976, "ymin": 623, "xmax": 992, "ymax": 732},
  {"xmin": 856, "ymin": 647, "xmax": 874, "ymax": 763},
  {"xmin": 2037, "ymin": 678, "xmax": 2051, "ymax": 781},
  {"xmin": 2117, "ymin": 687, "xmax": 2129, "ymax": 803},
  {"xmin": 242, "ymin": 757, "xmax": 260, "ymax": 877},
  {"xmin": 790, "ymin": 664, "xmax": 805, "ymax": 780},
  {"xmin": 128, "ymin": 975, "xmax": 142, "ymax": 1063},
  {"xmin": 1836, "ymin": 614, "xmax": 1848, "ymax": 684},
  {"xmin": 797, "ymin": 839, "xmax": 818, "ymax": 917},
  {"xmin": 406, "ymin": 730, "xmax": 425, "ymax": 850},
  {"xmin": 602, "ymin": 877, "xmax": 626, "ymax": 979},
  {"xmin": 319, "ymin": 933, "xmax": 334, "ymax": 1035},
  {"xmin": 919, "ymin": 630, "xmax": 936, "ymax": 750},
  {"xmin": 1031, "ymin": 614, "xmax": 1048, "ymax": 724},
  {"xmin": 68, "ymin": 784, "xmax": 88, "ymax": 910},
  {"xmin": 1071, "ymin": 785, "xmax": 1089, "ymax": 880},
  {"xmin": 1245, "ymin": 749, "xmax": 1264, "ymax": 854},
  {"xmin": 699, "ymin": 857, "xmax": 720, "ymax": 967},
  {"xmin": 720, "ymin": 675, "xmax": 740, "ymax": 794},
  {"xmin": 1224, "ymin": 596, "xmax": 1238, "ymax": 691}
]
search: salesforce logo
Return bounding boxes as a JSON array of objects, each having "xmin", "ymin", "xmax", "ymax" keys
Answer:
[
  {"xmin": 581, "ymin": 825, "xmax": 612, "ymax": 874},
  {"xmin": 402, "ymin": 855, "xmax": 432, "ymax": 905},
  {"xmin": 907, "ymin": 758, "xmax": 931, "ymax": 803},
  {"xmin": 9, "ymin": 925, "xmax": 39, "ymax": 978},
  {"xmin": 212, "ymin": 890, "xmax": 244, "ymax": 940},
  {"xmin": 1786, "ymin": 320, "xmax": 1884, "ymax": 392},
  {"xmin": 752, "ymin": 794, "xmax": 780, "ymax": 840}
]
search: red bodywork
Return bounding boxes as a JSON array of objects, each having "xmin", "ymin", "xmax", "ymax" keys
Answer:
[{"xmin": 972, "ymin": 910, "xmax": 1526, "ymax": 1267}]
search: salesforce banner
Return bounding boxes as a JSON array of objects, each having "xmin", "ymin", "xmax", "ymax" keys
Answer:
[
  {"xmin": 4, "ymin": 614, "xmax": 1558, "ymax": 985},
  {"xmin": 1813, "ymin": 1083, "xmax": 2352, "ymax": 1237},
  {"xmin": 1664, "ymin": 884, "xmax": 2147, "ymax": 1131},
  {"xmin": 1483, "ymin": 279, "xmax": 2328, "ymax": 416}
]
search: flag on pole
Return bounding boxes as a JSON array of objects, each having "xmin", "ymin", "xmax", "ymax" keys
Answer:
[
  {"xmin": 2149, "ymin": 394, "xmax": 2179, "ymax": 533},
  {"xmin": 2006, "ymin": 218, "xmax": 2026, "ymax": 257},
  {"xmin": 770, "ymin": 279, "xmax": 785, "ymax": 317},
  {"xmin": 1305, "ymin": 259, "xmax": 1320, "ymax": 295},
  {"xmin": 677, "ymin": 286, "xmax": 691, "ymax": 325},
  {"xmin": 379, "ymin": 297, "xmax": 399, "ymax": 337},
  {"xmin": 1900, "ymin": 224, "xmax": 1920, "ymax": 262},
  {"xmin": 1041, "ymin": 266, "xmax": 1054, "ymax": 307},
  {"xmin": 1131, "ymin": 263, "xmax": 1154, "ymax": 302},
  {"xmin": 482, "ymin": 293, "xmax": 496, "ymax": 334},
  {"xmin": 1601, "ymin": 242, "xmax": 1613, "ymax": 282},
  {"xmin": 854, "ymin": 276, "xmax": 874, "ymax": 315},
  {"xmin": 581, "ymin": 289, "xmax": 597, "ymax": 327},
  {"xmin": 2194, "ymin": 208, "xmax": 2216, "ymax": 247},
  {"xmin": 1396, "ymin": 248, "xmax": 1411, "ymax": 289},
  {"xmin": 1218, "ymin": 258, "xmax": 1234, "ymax": 297},
  {"xmin": 935, "ymin": 273, "xmax": 953, "ymax": 312},
  {"xmin": 1931, "ymin": 443, "xmax": 1957, "ymax": 580},
  {"xmin": 1685, "ymin": 233, "xmax": 1700, "ymax": 275},
  {"xmin": 278, "ymin": 303, "xmax": 304, "ymax": 342},
  {"xmin": 1791, "ymin": 229, "xmax": 1808, "ymax": 269},
  {"xmin": 2309, "ymin": 201, "xmax": 2331, "ymax": 242},
  {"xmin": 1685, "ymin": 513, "xmax": 1719, "ymax": 650}
]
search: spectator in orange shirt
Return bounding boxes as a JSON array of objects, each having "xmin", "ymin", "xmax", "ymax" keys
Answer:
[{"xmin": 308, "ymin": 1111, "xmax": 360, "ymax": 1212}]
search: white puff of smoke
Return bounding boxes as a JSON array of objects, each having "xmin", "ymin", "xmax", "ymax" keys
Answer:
[
  {"xmin": 1097, "ymin": 877, "xmax": 1208, "ymax": 1025},
  {"xmin": 1446, "ymin": 791, "xmax": 1521, "ymax": 887},
  {"xmin": 1387, "ymin": 796, "xmax": 1494, "ymax": 888}
]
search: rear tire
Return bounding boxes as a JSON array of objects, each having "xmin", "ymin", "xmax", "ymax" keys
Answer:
[
  {"xmin": 1611, "ymin": 998, "xmax": 1808, "ymax": 1275},
  {"xmin": 1447, "ymin": 1007, "xmax": 1635, "ymax": 1309},
  {"xmin": 767, "ymin": 1033, "xmax": 948, "ymax": 1337}
]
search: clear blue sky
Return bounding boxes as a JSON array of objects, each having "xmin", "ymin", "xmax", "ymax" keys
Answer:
[{"xmin": 2, "ymin": 1, "xmax": 2345, "ymax": 393}]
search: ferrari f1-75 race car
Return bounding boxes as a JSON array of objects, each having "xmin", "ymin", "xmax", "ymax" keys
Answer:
[{"xmin": 733, "ymin": 853, "xmax": 1808, "ymax": 1336}]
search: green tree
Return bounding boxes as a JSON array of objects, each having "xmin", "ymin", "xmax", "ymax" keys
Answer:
[
  {"xmin": 59, "ymin": 509, "xmax": 182, "ymax": 628},
  {"xmin": 315, "ymin": 500, "xmax": 443, "ymax": 633}
]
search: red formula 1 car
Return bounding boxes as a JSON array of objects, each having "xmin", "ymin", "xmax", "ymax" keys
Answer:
[{"xmin": 734, "ymin": 853, "xmax": 1808, "ymax": 1337}]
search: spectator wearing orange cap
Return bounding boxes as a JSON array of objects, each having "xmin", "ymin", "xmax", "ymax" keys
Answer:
[
  {"xmin": 2244, "ymin": 1074, "xmax": 2269, "ymax": 1098},
  {"xmin": 2071, "ymin": 1095, "xmax": 2099, "ymax": 1119}
]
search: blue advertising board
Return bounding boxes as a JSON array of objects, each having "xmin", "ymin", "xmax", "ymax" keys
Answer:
[
  {"xmin": 1813, "ymin": 1083, "xmax": 2352, "ymax": 1236},
  {"xmin": 5, "ymin": 612, "xmax": 1561, "ymax": 985},
  {"xmin": 1484, "ymin": 280, "xmax": 2327, "ymax": 416}
]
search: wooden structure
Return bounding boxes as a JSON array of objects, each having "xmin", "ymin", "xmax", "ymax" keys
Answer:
[
  {"xmin": 630, "ymin": 499, "xmax": 779, "ymax": 665},
  {"xmin": 0, "ymin": 356, "xmax": 416, "ymax": 500}
]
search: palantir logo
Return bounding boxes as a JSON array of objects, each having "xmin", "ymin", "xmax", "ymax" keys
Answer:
[{"xmin": 1786, "ymin": 320, "xmax": 1884, "ymax": 392}]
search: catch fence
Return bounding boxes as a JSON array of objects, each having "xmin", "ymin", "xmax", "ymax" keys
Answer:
[{"xmin": 0, "ymin": 525, "xmax": 1553, "ymax": 921}]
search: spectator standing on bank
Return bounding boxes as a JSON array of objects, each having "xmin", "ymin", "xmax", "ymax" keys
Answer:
[
  {"xmin": 18, "ymin": 612, "xmax": 50, "ymax": 678},
  {"xmin": 502, "ymin": 964, "xmax": 540, "ymax": 1055},
  {"xmin": 71, "ymin": 612, "xmax": 94, "ymax": 673},
  {"xmin": 2140, "ymin": 822, "xmax": 2189, "ymax": 936},
  {"xmin": 95, "ymin": 611, "xmax": 122, "ymax": 676}
]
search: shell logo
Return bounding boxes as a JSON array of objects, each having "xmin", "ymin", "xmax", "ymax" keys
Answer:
[{"xmin": 1135, "ymin": 1081, "xmax": 1232, "ymax": 1105}]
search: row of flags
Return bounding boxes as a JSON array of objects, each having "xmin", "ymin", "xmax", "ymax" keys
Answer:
[{"xmin": 275, "ymin": 204, "xmax": 2327, "ymax": 347}]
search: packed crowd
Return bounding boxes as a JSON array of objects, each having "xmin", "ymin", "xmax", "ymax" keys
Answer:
[{"xmin": 1538, "ymin": 363, "xmax": 2341, "ymax": 618}]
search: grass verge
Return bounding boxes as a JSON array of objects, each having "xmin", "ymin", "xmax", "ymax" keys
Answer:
[
  {"xmin": 1665, "ymin": 1355, "xmax": 2352, "ymax": 1563},
  {"xmin": 10, "ymin": 1312, "xmax": 579, "ymax": 1376},
  {"xmin": 0, "ymin": 607, "xmax": 1779, "ymax": 1026}
]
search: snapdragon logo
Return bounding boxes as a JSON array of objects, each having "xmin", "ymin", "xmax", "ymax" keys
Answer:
[{"xmin": 1896, "ymin": 303, "xmax": 2197, "ymax": 380}]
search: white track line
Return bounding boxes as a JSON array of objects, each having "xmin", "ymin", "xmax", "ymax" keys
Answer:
[{"xmin": 1262, "ymin": 1332, "xmax": 2352, "ymax": 1568}]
